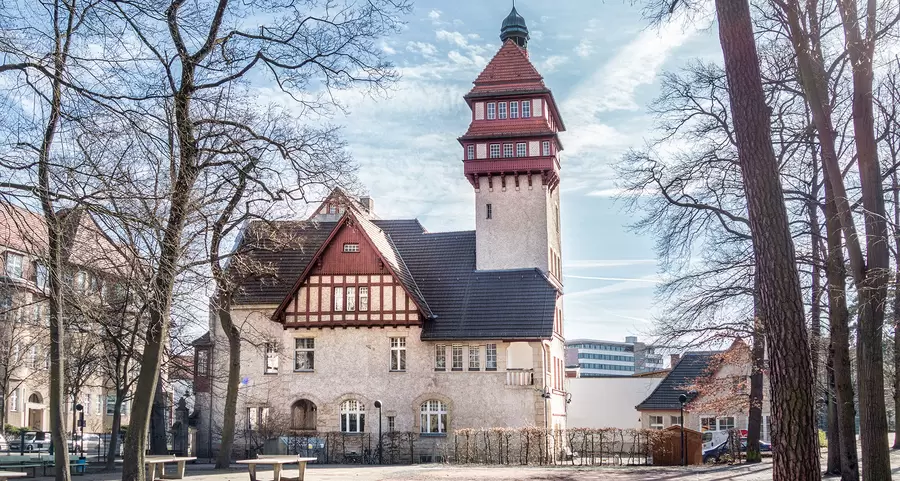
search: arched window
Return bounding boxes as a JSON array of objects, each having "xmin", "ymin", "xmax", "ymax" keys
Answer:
[
  {"xmin": 27, "ymin": 393, "xmax": 43, "ymax": 404},
  {"xmin": 420, "ymin": 400, "xmax": 447, "ymax": 434},
  {"xmin": 340, "ymin": 400, "xmax": 365, "ymax": 433},
  {"xmin": 291, "ymin": 399, "xmax": 317, "ymax": 431}
]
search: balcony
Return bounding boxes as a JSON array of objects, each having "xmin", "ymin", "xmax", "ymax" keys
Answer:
[{"xmin": 506, "ymin": 369, "xmax": 534, "ymax": 386}]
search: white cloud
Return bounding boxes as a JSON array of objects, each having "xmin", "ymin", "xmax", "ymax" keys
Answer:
[
  {"xmin": 564, "ymin": 259, "xmax": 657, "ymax": 269},
  {"xmin": 428, "ymin": 9, "xmax": 441, "ymax": 22},
  {"xmin": 574, "ymin": 39, "xmax": 594, "ymax": 58},
  {"xmin": 436, "ymin": 30, "xmax": 469, "ymax": 48},
  {"xmin": 540, "ymin": 55, "xmax": 569, "ymax": 72},
  {"xmin": 380, "ymin": 41, "xmax": 397, "ymax": 55},
  {"xmin": 406, "ymin": 41, "xmax": 437, "ymax": 57}
]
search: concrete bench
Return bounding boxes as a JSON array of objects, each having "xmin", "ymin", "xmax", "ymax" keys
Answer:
[
  {"xmin": 235, "ymin": 456, "xmax": 317, "ymax": 481},
  {"xmin": 144, "ymin": 456, "xmax": 197, "ymax": 481},
  {"xmin": 0, "ymin": 472, "xmax": 28, "ymax": 481}
]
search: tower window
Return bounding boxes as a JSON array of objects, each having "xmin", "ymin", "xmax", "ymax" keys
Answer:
[
  {"xmin": 542, "ymin": 141, "xmax": 551, "ymax": 156},
  {"xmin": 486, "ymin": 204, "xmax": 492, "ymax": 219},
  {"xmin": 522, "ymin": 101, "xmax": 531, "ymax": 118},
  {"xmin": 490, "ymin": 144, "xmax": 500, "ymax": 158},
  {"xmin": 510, "ymin": 101, "xmax": 519, "ymax": 119},
  {"xmin": 503, "ymin": 144, "xmax": 513, "ymax": 158},
  {"xmin": 516, "ymin": 143, "xmax": 527, "ymax": 157},
  {"xmin": 343, "ymin": 243, "xmax": 360, "ymax": 253},
  {"xmin": 487, "ymin": 102, "xmax": 496, "ymax": 120},
  {"xmin": 466, "ymin": 145, "xmax": 475, "ymax": 160},
  {"xmin": 498, "ymin": 102, "xmax": 507, "ymax": 119}
]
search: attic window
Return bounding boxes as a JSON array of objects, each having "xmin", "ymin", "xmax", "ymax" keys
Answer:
[{"xmin": 343, "ymin": 243, "xmax": 360, "ymax": 253}]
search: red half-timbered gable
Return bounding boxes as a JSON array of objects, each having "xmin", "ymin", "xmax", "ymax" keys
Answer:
[{"xmin": 274, "ymin": 213, "xmax": 424, "ymax": 329}]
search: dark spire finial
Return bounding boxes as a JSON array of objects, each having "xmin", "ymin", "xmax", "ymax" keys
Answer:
[{"xmin": 500, "ymin": 5, "xmax": 529, "ymax": 48}]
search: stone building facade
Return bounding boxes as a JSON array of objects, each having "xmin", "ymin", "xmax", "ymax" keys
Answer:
[{"xmin": 193, "ymin": 5, "xmax": 569, "ymax": 460}]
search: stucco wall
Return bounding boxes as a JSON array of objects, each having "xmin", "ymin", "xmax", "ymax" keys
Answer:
[
  {"xmin": 474, "ymin": 174, "xmax": 550, "ymax": 273},
  {"xmin": 567, "ymin": 377, "xmax": 661, "ymax": 429}
]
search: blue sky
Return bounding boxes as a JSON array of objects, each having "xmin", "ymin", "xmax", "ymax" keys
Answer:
[{"xmin": 318, "ymin": 0, "xmax": 722, "ymax": 342}]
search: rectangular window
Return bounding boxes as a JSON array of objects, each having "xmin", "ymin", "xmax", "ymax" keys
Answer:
[
  {"xmin": 498, "ymin": 102, "xmax": 507, "ymax": 119},
  {"xmin": 34, "ymin": 263, "xmax": 48, "ymax": 290},
  {"xmin": 649, "ymin": 415, "xmax": 664, "ymax": 430},
  {"xmin": 29, "ymin": 345, "xmax": 37, "ymax": 369},
  {"xmin": 5, "ymin": 253, "xmax": 23, "ymax": 279},
  {"xmin": 388, "ymin": 415, "xmax": 396, "ymax": 432},
  {"xmin": 542, "ymin": 141, "xmax": 551, "ymax": 156},
  {"xmin": 294, "ymin": 338, "xmax": 315, "ymax": 371},
  {"xmin": 9, "ymin": 389, "xmax": 17, "ymax": 412},
  {"xmin": 700, "ymin": 416, "xmax": 716, "ymax": 432},
  {"xmin": 434, "ymin": 344, "xmax": 446, "ymax": 371},
  {"xmin": 343, "ymin": 243, "xmax": 360, "ymax": 253},
  {"xmin": 516, "ymin": 142, "xmax": 526, "ymax": 157},
  {"xmin": 346, "ymin": 287, "xmax": 356, "ymax": 312},
  {"xmin": 107, "ymin": 395, "xmax": 116, "ymax": 416},
  {"xmin": 196, "ymin": 349, "xmax": 209, "ymax": 377},
  {"xmin": 718, "ymin": 416, "xmax": 736, "ymax": 431},
  {"xmin": 264, "ymin": 343, "xmax": 279, "ymax": 374},
  {"xmin": 490, "ymin": 144, "xmax": 500, "ymax": 158},
  {"xmin": 95, "ymin": 394, "xmax": 102, "ymax": 415},
  {"xmin": 334, "ymin": 287, "xmax": 344, "ymax": 311},
  {"xmin": 486, "ymin": 204, "xmax": 492, "ymax": 220},
  {"xmin": 390, "ymin": 337, "xmax": 407, "ymax": 371},
  {"xmin": 466, "ymin": 145, "xmax": 475, "ymax": 160},
  {"xmin": 503, "ymin": 143, "xmax": 513, "ymax": 158},
  {"xmin": 487, "ymin": 102, "xmax": 496, "ymax": 120},
  {"xmin": 485, "ymin": 344, "xmax": 497, "ymax": 370},
  {"xmin": 247, "ymin": 407, "xmax": 269, "ymax": 430},
  {"xmin": 359, "ymin": 287, "xmax": 369, "ymax": 311},
  {"xmin": 468, "ymin": 346, "xmax": 480, "ymax": 371},
  {"xmin": 522, "ymin": 100, "xmax": 531, "ymax": 118},
  {"xmin": 451, "ymin": 345, "xmax": 463, "ymax": 371},
  {"xmin": 670, "ymin": 415, "xmax": 682, "ymax": 426},
  {"xmin": 510, "ymin": 101, "xmax": 519, "ymax": 119}
]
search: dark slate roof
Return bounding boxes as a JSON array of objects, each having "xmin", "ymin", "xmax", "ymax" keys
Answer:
[
  {"xmin": 231, "ymin": 215, "xmax": 559, "ymax": 340},
  {"xmin": 191, "ymin": 332, "xmax": 212, "ymax": 346},
  {"xmin": 635, "ymin": 351, "xmax": 720, "ymax": 411}
]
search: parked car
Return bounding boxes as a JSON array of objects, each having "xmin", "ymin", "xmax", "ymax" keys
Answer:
[
  {"xmin": 9, "ymin": 433, "xmax": 50, "ymax": 452},
  {"xmin": 0, "ymin": 433, "xmax": 9, "ymax": 452},
  {"xmin": 68, "ymin": 434, "xmax": 102, "ymax": 454},
  {"xmin": 703, "ymin": 438, "xmax": 772, "ymax": 463}
]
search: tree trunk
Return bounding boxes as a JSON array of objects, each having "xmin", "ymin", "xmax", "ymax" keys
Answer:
[
  {"xmin": 892, "ymin": 171, "xmax": 900, "ymax": 450},
  {"xmin": 825, "ymin": 345, "xmax": 842, "ymax": 475},
  {"xmin": 714, "ymin": 0, "xmax": 820, "ymax": 477},
  {"xmin": 104, "ymin": 392, "xmax": 125, "ymax": 471},
  {"xmin": 215, "ymin": 299, "xmax": 241, "ymax": 469},
  {"xmin": 823, "ymin": 179, "xmax": 860, "ymax": 481},
  {"xmin": 746, "ymin": 310, "xmax": 764, "ymax": 463}
]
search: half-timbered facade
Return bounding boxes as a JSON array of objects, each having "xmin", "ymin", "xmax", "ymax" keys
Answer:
[{"xmin": 194, "ymin": 6, "xmax": 569, "ymax": 461}]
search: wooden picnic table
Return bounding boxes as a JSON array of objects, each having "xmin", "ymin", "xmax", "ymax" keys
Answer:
[
  {"xmin": 144, "ymin": 456, "xmax": 197, "ymax": 481},
  {"xmin": 235, "ymin": 456, "xmax": 317, "ymax": 481},
  {"xmin": 0, "ymin": 471, "xmax": 28, "ymax": 481}
]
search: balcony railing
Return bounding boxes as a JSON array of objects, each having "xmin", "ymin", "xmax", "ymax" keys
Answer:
[{"xmin": 505, "ymin": 369, "xmax": 534, "ymax": 386}]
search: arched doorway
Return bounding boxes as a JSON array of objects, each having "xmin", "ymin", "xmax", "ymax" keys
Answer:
[
  {"xmin": 27, "ymin": 393, "xmax": 44, "ymax": 431},
  {"xmin": 291, "ymin": 399, "xmax": 317, "ymax": 431}
]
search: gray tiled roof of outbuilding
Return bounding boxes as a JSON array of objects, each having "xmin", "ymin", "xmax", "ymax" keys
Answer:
[{"xmin": 635, "ymin": 351, "xmax": 720, "ymax": 410}]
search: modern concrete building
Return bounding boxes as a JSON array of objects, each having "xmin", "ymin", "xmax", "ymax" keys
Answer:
[
  {"xmin": 566, "ymin": 336, "xmax": 664, "ymax": 376},
  {"xmin": 193, "ymin": 5, "xmax": 570, "ymax": 461}
]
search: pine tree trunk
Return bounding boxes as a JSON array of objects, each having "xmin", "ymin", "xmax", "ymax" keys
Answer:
[
  {"xmin": 746, "ymin": 311, "xmax": 764, "ymax": 463},
  {"xmin": 215, "ymin": 299, "xmax": 241, "ymax": 469},
  {"xmin": 714, "ymin": 0, "xmax": 820, "ymax": 477},
  {"xmin": 892, "ymin": 172, "xmax": 900, "ymax": 450},
  {"xmin": 825, "ymin": 346, "xmax": 841, "ymax": 475},
  {"xmin": 823, "ymin": 182, "xmax": 860, "ymax": 481}
]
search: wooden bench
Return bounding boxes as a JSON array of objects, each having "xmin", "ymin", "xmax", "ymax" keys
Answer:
[
  {"xmin": 144, "ymin": 456, "xmax": 197, "ymax": 481},
  {"xmin": 235, "ymin": 456, "xmax": 317, "ymax": 481},
  {"xmin": 0, "ymin": 472, "xmax": 27, "ymax": 481}
]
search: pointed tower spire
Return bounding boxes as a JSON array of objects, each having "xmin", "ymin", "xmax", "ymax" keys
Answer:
[{"xmin": 500, "ymin": 4, "xmax": 529, "ymax": 48}]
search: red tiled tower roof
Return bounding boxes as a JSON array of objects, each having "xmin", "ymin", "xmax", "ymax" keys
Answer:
[{"xmin": 469, "ymin": 40, "xmax": 545, "ymax": 95}]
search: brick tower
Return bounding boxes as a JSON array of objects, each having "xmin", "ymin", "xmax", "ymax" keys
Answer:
[{"xmin": 459, "ymin": 6, "xmax": 566, "ymax": 282}]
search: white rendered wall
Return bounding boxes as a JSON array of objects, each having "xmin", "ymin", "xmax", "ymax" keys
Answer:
[{"xmin": 567, "ymin": 377, "xmax": 662, "ymax": 429}]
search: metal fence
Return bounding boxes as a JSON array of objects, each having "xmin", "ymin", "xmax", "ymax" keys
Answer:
[{"xmin": 1, "ymin": 431, "xmax": 122, "ymax": 464}]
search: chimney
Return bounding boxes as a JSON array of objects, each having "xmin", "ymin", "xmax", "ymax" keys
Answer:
[
  {"xmin": 670, "ymin": 354, "xmax": 681, "ymax": 367},
  {"xmin": 359, "ymin": 196, "xmax": 374, "ymax": 214}
]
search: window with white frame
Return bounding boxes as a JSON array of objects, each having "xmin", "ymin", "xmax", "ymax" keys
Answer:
[
  {"xmin": 516, "ymin": 143, "xmax": 527, "ymax": 157},
  {"xmin": 34, "ymin": 263, "xmax": 48, "ymax": 290},
  {"xmin": 29, "ymin": 345, "xmax": 37, "ymax": 369},
  {"xmin": 718, "ymin": 416, "xmax": 736, "ymax": 431},
  {"xmin": 9, "ymin": 389, "xmax": 17, "ymax": 412},
  {"xmin": 340, "ymin": 399, "xmax": 365, "ymax": 433},
  {"xmin": 107, "ymin": 395, "xmax": 116, "ymax": 415},
  {"xmin": 490, "ymin": 144, "xmax": 500, "ymax": 158},
  {"xmin": 487, "ymin": 102, "xmax": 496, "ymax": 120},
  {"xmin": 498, "ymin": 102, "xmax": 507, "ymax": 119},
  {"xmin": 434, "ymin": 344, "xmax": 446, "ymax": 370},
  {"xmin": 542, "ymin": 140, "xmax": 551, "ymax": 156},
  {"xmin": 485, "ymin": 344, "xmax": 497, "ymax": 370},
  {"xmin": 264, "ymin": 343, "xmax": 279, "ymax": 374},
  {"xmin": 247, "ymin": 406, "xmax": 270, "ymax": 430},
  {"xmin": 84, "ymin": 394, "xmax": 91, "ymax": 415},
  {"xmin": 503, "ymin": 143, "xmax": 513, "ymax": 158},
  {"xmin": 468, "ymin": 346, "xmax": 480, "ymax": 370},
  {"xmin": 390, "ymin": 337, "xmax": 406, "ymax": 371},
  {"xmin": 670, "ymin": 415, "xmax": 682, "ymax": 426},
  {"xmin": 522, "ymin": 100, "xmax": 531, "ymax": 118},
  {"xmin": 294, "ymin": 338, "xmax": 315, "ymax": 371},
  {"xmin": 359, "ymin": 287, "xmax": 369, "ymax": 311},
  {"xmin": 420, "ymin": 400, "xmax": 447, "ymax": 434},
  {"xmin": 95, "ymin": 395, "xmax": 102, "ymax": 415},
  {"xmin": 451, "ymin": 345, "xmax": 463, "ymax": 370},
  {"xmin": 334, "ymin": 287, "xmax": 344, "ymax": 311},
  {"xmin": 343, "ymin": 243, "xmax": 360, "ymax": 253},
  {"xmin": 346, "ymin": 287, "xmax": 356, "ymax": 311},
  {"xmin": 196, "ymin": 349, "xmax": 209, "ymax": 377},
  {"xmin": 466, "ymin": 145, "xmax": 475, "ymax": 160},
  {"xmin": 510, "ymin": 101, "xmax": 519, "ymax": 118},
  {"xmin": 700, "ymin": 416, "xmax": 716, "ymax": 432},
  {"xmin": 649, "ymin": 415, "xmax": 664, "ymax": 429},
  {"xmin": 5, "ymin": 253, "xmax": 23, "ymax": 279}
]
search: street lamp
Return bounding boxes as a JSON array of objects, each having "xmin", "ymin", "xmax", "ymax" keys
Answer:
[
  {"xmin": 679, "ymin": 394, "xmax": 687, "ymax": 466},
  {"xmin": 374, "ymin": 400, "xmax": 383, "ymax": 465}
]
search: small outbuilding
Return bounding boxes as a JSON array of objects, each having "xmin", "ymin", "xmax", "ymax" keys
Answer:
[{"xmin": 651, "ymin": 425, "xmax": 703, "ymax": 466}]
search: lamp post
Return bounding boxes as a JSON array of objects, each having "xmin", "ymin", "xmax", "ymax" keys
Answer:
[
  {"xmin": 679, "ymin": 394, "xmax": 687, "ymax": 466},
  {"xmin": 374, "ymin": 400, "xmax": 383, "ymax": 465}
]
